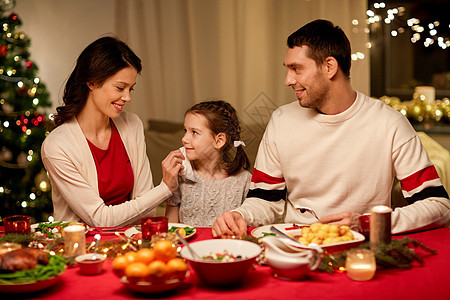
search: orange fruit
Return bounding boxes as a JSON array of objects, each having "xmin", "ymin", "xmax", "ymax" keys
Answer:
[
  {"xmin": 135, "ymin": 248, "xmax": 155, "ymax": 264},
  {"xmin": 166, "ymin": 257, "xmax": 188, "ymax": 280},
  {"xmin": 111, "ymin": 255, "xmax": 129, "ymax": 277},
  {"xmin": 153, "ymin": 240, "xmax": 177, "ymax": 263},
  {"xmin": 124, "ymin": 251, "xmax": 138, "ymax": 264},
  {"xmin": 148, "ymin": 260, "xmax": 168, "ymax": 278},
  {"xmin": 166, "ymin": 258, "xmax": 187, "ymax": 273},
  {"xmin": 176, "ymin": 227, "xmax": 186, "ymax": 238},
  {"xmin": 125, "ymin": 262, "xmax": 149, "ymax": 282}
]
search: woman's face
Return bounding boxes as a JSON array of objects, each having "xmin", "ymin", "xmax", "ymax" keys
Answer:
[{"xmin": 86, "ymin": 66, "xmax": 137, "ymax": 119}]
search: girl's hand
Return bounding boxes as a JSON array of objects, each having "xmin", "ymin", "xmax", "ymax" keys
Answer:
[
  {"xmin": 161, "ymin": 149, "xmax": 185, "ymax": 193},
  {"xmin": 212, "ymin": 211, "xmax": 247, "ymax": 238}
]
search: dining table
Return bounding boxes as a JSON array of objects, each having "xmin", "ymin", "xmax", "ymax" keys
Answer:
[{"xmin": 1, "ymin": 225, "xmax": 449, "ymax": 300}]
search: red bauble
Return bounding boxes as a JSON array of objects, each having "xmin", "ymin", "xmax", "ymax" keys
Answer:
[
  {"xmin": 0, "ymin": 45, "xmax": 7, "ymax": 56},
  {"xmin": 9, "ymin": 13, "xmax": 18, "ymax": 21}
]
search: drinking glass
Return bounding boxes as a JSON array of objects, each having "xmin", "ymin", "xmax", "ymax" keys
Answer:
[{"xmin": 141, "ymin": 216, "xmax": 168, "ymax": 240}]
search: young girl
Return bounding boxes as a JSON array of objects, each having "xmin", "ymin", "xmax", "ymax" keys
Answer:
[{"xmin": 165, "ymin": 100, "xmax": 252, "ymax": 227}]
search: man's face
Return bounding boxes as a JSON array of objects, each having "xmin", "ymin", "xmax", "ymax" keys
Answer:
[{"xmin": 284, "ymin": 46, "xmax": 330, "ymax": 111}]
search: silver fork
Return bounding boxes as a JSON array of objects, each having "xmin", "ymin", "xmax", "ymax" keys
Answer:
[{"xmin": 296, "ymin": 206, "xmax": 320, "ymax": 221}]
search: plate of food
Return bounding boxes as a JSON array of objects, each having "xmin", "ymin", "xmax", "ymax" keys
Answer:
[
  {"xmin": 31, "ymin": 221, "xmax": 89, "ymax": 239},
  {"xmin": 0, "ymin": 248, "xmax": 67, "ymax": 293},
  {"xmin": 251, "ymin": 223, "xmax": 365, "ymax": 251},
  {"xmin": 124, "ymin": 223, "xmax": 196, "ymax": 240}
]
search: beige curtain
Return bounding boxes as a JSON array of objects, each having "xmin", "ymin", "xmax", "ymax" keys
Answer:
[
  {"xmin": 15, "ymin": 0, "xmax": 368, "ymax": 130},
  {"xmin": 115, "ymin": 0, "xmax": 369, "ymax": 129}
]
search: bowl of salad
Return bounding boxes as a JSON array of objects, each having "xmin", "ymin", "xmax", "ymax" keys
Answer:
[{"xmin": 180, "ymin": 239, "xmax": 261, "ymax": 287}]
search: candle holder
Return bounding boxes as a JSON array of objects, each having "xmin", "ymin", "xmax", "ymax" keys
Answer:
[
  {"xmin": 64, "ymin": 225, "xmax": 86, "ymax": 257},
  {"xmin": 3, "ymin": 215, "xmax": 31, "ymax": 234},
  {"xmin": 345, "ymin": 248, "xmax": 376, "ymax": 281},
  {"xmin": 141, "ymin": 216, "xmax": 168, "ymax": 240}
]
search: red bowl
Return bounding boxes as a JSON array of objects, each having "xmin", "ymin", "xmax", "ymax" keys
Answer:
[{"xmin": 180, "ymin": 239, "xmax": 261, "ymax": 287}]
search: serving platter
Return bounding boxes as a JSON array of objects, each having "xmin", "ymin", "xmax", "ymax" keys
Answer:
[
  {"xmin": 120, "ymin": 274, "xmax": 187, "ymax": 293},
  {"xmin": 251, "ymin": 223, "xmax": 365, "ymax": 250},
  {"xmin": 31, "ymin": 221, "xmax": 89, "ymax": 239},
  {"xmin": 124, "ymin": 223, "xmax": 196, "ymax": 240},
  {"xmin": 0, "ymin": 272, "xmax": 63, "ymax": 294}
]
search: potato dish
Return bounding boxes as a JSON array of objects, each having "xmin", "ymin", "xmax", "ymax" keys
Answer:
[{"xmin": 296, "ymin": 223, "xmax": 354, "ymax": 245}]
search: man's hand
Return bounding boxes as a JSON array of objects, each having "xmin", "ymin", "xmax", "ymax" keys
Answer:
[
  {"xmin": 211, "ymin": 211, "xmax": 247, "ymax": 238},
  {"xmin": 319, "ymin": 211, "xmax": 361, "ymax": 231}
]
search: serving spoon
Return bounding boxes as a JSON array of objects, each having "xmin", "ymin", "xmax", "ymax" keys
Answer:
[
  {"xmin": 269, "ymin": 226, "xmax": 322, "ymax": 251},
  {"xmin": 176, "ymin": 231, "xmax": 201, "ymax": 260}
]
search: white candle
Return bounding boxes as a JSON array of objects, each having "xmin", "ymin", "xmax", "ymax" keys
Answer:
[
  {"xmin": 346, "ymin": 263, "xmax": 376, "ymax": 281},
  {"xmin": 415, "ymin": 86, "xmax": 435, "ymax": 103},
  {"xmin": 345, "ymin": 249, "xmax": 376, "ymax": 281},
  {"xmin": 64, "ymin": 225, "xmax": 86, "ymax": 257}
]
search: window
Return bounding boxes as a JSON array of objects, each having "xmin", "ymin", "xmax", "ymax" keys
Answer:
[{"xmin": 369, "ymin": 0, "xmax": 450, "ymax": 101}]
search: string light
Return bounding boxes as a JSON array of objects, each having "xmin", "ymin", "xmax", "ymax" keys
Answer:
[{"xmin": 367, "ymin": 3, "xmax": 450, "ymax": 50}]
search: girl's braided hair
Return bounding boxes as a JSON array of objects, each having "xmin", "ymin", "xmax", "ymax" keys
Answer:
[{"xmin": 186, "ymin": 100, "xmax": 250, "ymax": 175}]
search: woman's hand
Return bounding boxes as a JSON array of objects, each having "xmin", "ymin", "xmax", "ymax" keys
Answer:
[{"xmin": 161, "ymin": 149, "xmax": 184, "ymax": 193}]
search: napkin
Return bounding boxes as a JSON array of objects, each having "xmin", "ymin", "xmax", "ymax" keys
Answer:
[{"xmin": 179, "ymin": 147, "xmax": 196, "ymax": 182}]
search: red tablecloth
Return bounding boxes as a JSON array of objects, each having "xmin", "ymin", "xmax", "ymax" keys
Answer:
[{"xmin": 2, "ymin": 226, "xmax": 450, "ymax": 300}]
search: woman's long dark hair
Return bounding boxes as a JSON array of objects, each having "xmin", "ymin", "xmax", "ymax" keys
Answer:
[
  {"xmin": 186, "ymin": 100, "xmax": 250, "ymax": 175},
  {"xmin": 53, "ymin": 36, "xmax": 142, "ymax": 127}
]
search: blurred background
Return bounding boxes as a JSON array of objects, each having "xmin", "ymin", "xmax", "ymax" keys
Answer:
[{"xmin": 1, "ymin": 0, "xmax": 449, "ymax": 222}]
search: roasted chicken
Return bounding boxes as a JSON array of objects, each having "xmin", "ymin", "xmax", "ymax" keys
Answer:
[{"xmin": 0, "ymin": 248, "xmax": 49, "ymax": 272}]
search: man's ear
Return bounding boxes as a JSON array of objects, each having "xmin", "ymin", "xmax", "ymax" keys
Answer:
[
  {"xmin": 215, "ymin": 132, "xmax": 227, "ymax": 150},
  {"xmin": 324, "ymin": 56, "xmax": 338, "ymax": 79}
]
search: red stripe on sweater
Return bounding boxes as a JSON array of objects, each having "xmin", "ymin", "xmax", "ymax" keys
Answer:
[
  {"xmin": 400, "ymin": 165, "xmax": 440, "ymax": 192},
  {"xmin": 252, "ymin": 168, "xmax": 285, "ymax": 184}
]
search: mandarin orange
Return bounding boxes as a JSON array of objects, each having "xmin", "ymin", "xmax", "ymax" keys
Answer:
[{"xmin": 153, "ymin": 240, "xmax": 177, "ymax": 263}]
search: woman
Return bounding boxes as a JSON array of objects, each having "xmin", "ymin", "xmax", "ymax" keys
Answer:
[{"xmin": 41, "ymin": 36, "xmax": 184, "ymax": 227}]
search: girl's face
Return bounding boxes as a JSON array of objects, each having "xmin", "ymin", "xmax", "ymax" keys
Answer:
[
  {"xmin": 182, "ymin": 112, "xmax": 222, "ymax": 162},
  {"xmin": 86, "ymin": 66, "xmax": 137, "ymax": 119}
]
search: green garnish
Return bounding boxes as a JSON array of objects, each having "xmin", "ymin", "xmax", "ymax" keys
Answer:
[
  {"xmin": 35, "ymin": 221, "xmax": 70, "ymax": 238},
  {"xmin": 262, "ymin": 232, "xmax": 276, "ymax": 236},
  {"xmin": 168, "ymin": 226, "xmax": 195, "ymax": 235},
  {"xmin": 0, "ymin": 254, "xmax": 67, "ymax": 284}
]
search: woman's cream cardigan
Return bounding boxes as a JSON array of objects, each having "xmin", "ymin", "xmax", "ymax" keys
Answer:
[{"xmin": 41, "ymin": 112, "xmax": 172, "ymax": 227}]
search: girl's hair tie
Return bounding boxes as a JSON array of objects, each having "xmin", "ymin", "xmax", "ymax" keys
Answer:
[{"xmin": 233, "ymin": 140, "xmax": 246, "ymax": 148}]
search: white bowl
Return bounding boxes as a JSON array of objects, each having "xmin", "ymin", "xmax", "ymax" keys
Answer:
[{"xmin": 180, "ymin": 239, "xmax": 261, "ymax": 287}]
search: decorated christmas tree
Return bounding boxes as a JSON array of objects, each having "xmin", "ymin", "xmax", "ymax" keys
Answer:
[{"xmin": 0, "ymin": 0, "xmax": 52, "ymax": 222}]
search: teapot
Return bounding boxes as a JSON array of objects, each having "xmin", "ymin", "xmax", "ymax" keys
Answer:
[{"xmin": 260, "ymin": 236, "xmax": 323, "ymax": 280}]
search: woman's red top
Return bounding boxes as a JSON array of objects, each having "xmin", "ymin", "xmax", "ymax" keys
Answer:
[{"xmin": 87, "ymin": 122, "xmax": 134, "ymax": 205}]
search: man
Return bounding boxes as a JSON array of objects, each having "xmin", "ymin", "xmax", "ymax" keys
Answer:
[{"xmin": 212, "ymin": 19, "xmax": 450, "ymax": 238}]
